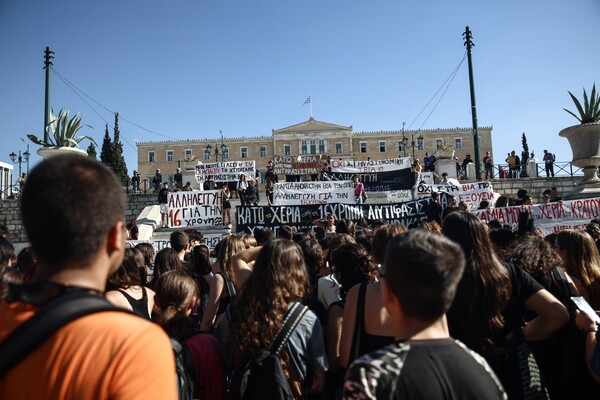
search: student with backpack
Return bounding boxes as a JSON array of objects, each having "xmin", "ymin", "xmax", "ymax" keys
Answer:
[
  {"xmin": 227, "ymin": 239, "xmax": 328, "ymax": 399},
  {"xmin": 154, "ymin": 270, "xmax": 227, "ymax": 400}
]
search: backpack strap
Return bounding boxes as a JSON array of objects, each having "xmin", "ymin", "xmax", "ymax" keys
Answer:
[
  {"xmin": 216, "ymin": 272, "xmax": 236, "ymax": 303},
  {"xmin": 269, "ymin": 302, "xmax": 309, "ymax": 357},
  {"xmin": 348, "ymin": 282, "xmax": 368, "ymax": 364},
  {"xmin": 0, "ymin": 291, "xmax": 125, "ymax": 376}
]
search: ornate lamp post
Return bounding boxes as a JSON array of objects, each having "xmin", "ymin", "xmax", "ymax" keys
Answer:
[
  {"xmin": 400, "ymin": 121, "xmax": 407, "ymax": 157},
  {"xmin": 405, "ymin": 134, "xmax": 423, "ymax": 161},
  {"xmin": 205, "ymin": 130, "xmax": 228, "ymax": 161},
  {"xmin": 9, "ymin": 146, "xmax": 30, "ymax": 178}
]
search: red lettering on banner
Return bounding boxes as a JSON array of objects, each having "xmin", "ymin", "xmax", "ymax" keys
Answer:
[{"xmin": 462, "ymin": 184, "xmax": 475, "ymax": 191}]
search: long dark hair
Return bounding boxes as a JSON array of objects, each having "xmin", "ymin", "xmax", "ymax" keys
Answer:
[
  {"xmin": 442, "ymin": 212, "xmax": 511, "ymax": 353},
  {"xmin": 229, "ymin": 239, "xmax": 308, "ymax": 359}
]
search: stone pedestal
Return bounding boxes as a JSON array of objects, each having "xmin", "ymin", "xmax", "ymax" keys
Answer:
[
  {"xmin": 37, "ymin": 146, "xmax": 87, "ymax": 159},
  {"xmin": 559, "ymin": 123, "xmax": 600, "ymax": 199},
  {"xmin": 434, "ymin": 159, "xmax": 458, "ymax": 180}
]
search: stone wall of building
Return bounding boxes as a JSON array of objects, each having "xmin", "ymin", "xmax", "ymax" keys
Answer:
[{"xmin": 2, "ymin": 194, "xmax": 159, "ymax": 244}]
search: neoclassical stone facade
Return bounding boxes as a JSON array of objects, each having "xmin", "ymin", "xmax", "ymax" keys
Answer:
[{"xmin": 136, "ymin": 118, "xmax": 493, "ymax": 182}]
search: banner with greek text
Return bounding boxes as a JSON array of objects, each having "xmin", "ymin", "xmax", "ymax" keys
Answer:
[
  {"xmin": 236, "ymin": 199, "xmax": 431, "ymax": 238},
  {"xmin": 195, "ymin": 161, "xmax": 256, "ymax": 182},
  {"xmin": 329, "ymin": 157, "xmax": 411, "ymax": 173},
  {"xmin": 273, "ymin": 155, "xmax": 326, "ymax": 176},
  {"xmin": 473, "ymin": 197, "xmax": 600, "ymax": 236},
  {"xmin": 167, "ymin": 190, "xmax": 223, "ymax": 228},
  {"xmin": 322, "ymin": 168, "xmax": 417, "ymax": 191},
  {"xmin": 415, "ymin": 181, "xmax": 497, "ymax": 210},
  {"xmin": 273, "ymin": 180, "xmax": 356, "ymax": 205}
]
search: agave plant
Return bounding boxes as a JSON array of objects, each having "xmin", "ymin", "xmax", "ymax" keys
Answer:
[
  {"xmin": 563, "ymin": 84, "xmax": 600, "ymax": 124},
  {"xmin": 28, "ymin": 108, "xmax": 96, "ymax": 148}
]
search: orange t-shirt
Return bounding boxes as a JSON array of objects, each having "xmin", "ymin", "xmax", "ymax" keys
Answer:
[{"xmin": 0, "ymin": 301, "xmax": 178, "ymax": 400}]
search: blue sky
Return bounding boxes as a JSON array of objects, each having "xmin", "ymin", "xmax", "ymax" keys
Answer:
[{"xmin": 1, "ymin": 0, "xmax": 599, "ymax": 177}]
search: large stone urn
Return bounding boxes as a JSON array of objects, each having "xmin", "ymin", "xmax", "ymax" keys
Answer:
[
  {"xmin": 37, "ymin": 146, "xmax": 88, "ymax": 159},
  {"xmin": 559, "ymin": 122, "xmax": 600, "ymax": 199}
]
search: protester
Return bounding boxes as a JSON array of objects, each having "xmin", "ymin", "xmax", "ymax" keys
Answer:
[
  {"xmin": 236, "ymin": 173, "xmax": 248, "ymax": 205},
  {"xmin": 152, "ymin": 168, "xmax": 163, "ymax": 192},
  {"xmin": 131, "ymin": 170, "xmax": 140, "ymax": 193},
  {"xmin": 227, "ymin": 239, "xmax": 328, "ymax": 398},
  {"xmin": 158, "ymin": 181, "xmax": 169, "ymax": 229},
  {"xmin": 222, "ymin": 185, "xmax": 232, "ymax": 224},
  {"xmin": 200, "ymin": 235, "xmax": 245, "ymax": 333},
  {"xmin": 154, "ymin": 270, "xmax": 227, "ymax": 400},
  {"xmin": 174, "ymin": 167, "xmax": 183, "ymax": 190},
  {"xmin": 343, "ymin": 229, "xmax": 507, "ymax": 399},
  {"xmin": 543, "ymin": 149, "xmax": 555, "ymax": 177},
  {"xmin": 105, "ymin": 247, "xmax": 155, "ymax": 320},
  {"xmin": 0, "ymin": 154, "xmax": 177, "ymax": 398},
  {"xmin": 442, "ymin": 211, "xmax": 569, "ymax": 399},
  {"xmin": 483, "ymin": 151, "xmax": 494, "ymax": 179},
  {"xmin": 352, "ymin": 174, "xmax": 365, "ymax": 205}
]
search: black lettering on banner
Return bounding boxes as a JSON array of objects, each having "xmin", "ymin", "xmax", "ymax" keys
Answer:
[
  {"xmin": 235, "ymin": 199, "xmax": 430, "ymax": 239},
  {"xmin": 322, "ymin": 168, "xmax": 417, "ymax": 191}
]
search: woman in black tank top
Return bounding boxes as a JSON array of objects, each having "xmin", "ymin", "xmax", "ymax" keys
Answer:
[{"xmin": 105, "ymin": 248, "xmax": 155, "ymax": 320}]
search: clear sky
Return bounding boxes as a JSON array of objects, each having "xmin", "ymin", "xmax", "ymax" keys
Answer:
[{"xmin": 1, "ymin": 0, "xmax": 599, "ymax": 178}]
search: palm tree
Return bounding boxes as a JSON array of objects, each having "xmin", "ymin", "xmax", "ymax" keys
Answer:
[{"xmin": 28, "ymin": 108, "xmax": 96, "ymax": 148}]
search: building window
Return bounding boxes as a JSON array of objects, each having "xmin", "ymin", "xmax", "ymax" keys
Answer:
[
  {"xmin": 241, "ymin": 147, "xmax": 248, "ymax": 159},
  {"xmin": 398, "ymin": 140, "xmax": 406, "ymax": 152},
  {"xmin": 284, "ymin": 144, "xmax": 291, "ymax": 156},
  {"xmin": 185, "ymin": 149, "xmax": 193, "ymax": 160},
  {"xmin": 435, "ymin": 139, "xmax": 444, "ymax": 150},
  {"xmin": 148, "ymin": 151, "xmax": 155, "ymax": 163},
  {"xmin": 417, "ymin": 137, "xmax": 424, "ymax": 151},
  {"xmin": 319, "ymin": 140, "xmax": 326, "ymax": 154},
  {"xmin": 260, "ymin": 146, "xmax": 267, "ymax": 157},
  {"xmin": 301, "ymin": 140, "xmax": 308, "ymax": 155},
  {"xmin": 223, "ymin": 148, "xmax": 229, "ymax": 160},
  {"xmin": 166, "ymin": 150, "xmax": 174, "ymax": 162},
  {"xmin": 360, "ymin": 142, "xmax": 367, "ymax": 153},
  {"xmin": 379, "ymin": 141, "xmax": 386, "ymax": 152},
  {"xmin": 310, "ymin": 140, "xmax": 317, "ymax": 154},
  {"xmin": 454, "ymin": 138, "xmax": 463, "ymax": 149},
  {"xmin": 335, "ymin": 143, "xmax": 342, "ymax": 154},
  {"xmin": 203, "ymin": 148, "xmax": 211, "ymax": 160}
]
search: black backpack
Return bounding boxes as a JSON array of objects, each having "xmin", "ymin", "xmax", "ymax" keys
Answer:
[
  {"xmin": 228, "ymin": 302, "xmax": 308, "ymax": 400},
  {"xmin": 171, "ymin": 335, "xmax": 199, "ymax": 400}
]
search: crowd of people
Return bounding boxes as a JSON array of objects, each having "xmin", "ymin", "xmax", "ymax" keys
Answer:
[{"xmin": 2, "ymin": 154, "xmax": 600, "ymax": 399}]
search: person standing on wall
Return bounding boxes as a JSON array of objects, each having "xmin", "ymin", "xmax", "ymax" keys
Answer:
[
  {"xmin": 353, "ymin": 174, "xmax": 365, "ymax": 205},
  {"xmin": 158, "ymin": 182, "xmax": 169, "ymax": 229},
  {"xmin": 483, "ymin": 151, "xmax": 493, "ymax": 180},
  {"xmin": 543, "ymin": 149, "xmax": 555, "ymax": 177}
]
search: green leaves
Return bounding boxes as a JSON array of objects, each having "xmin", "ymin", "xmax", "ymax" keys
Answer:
[
  {"xmin": 564, "ymin": 84, "xmax": 600, "ymax": 124},
  {"xmin": 29, "ymin": 108, "xmax": 96, "ymax": 148}
]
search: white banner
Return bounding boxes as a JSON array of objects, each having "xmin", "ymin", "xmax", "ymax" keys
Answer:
[
  {"xmin": 330, "ymin": 157, "xmax": 411, "ymax": 173},
  {"xmin": 386, "ymin": 190, "xmax": 414, "ymax": 203},
  {"xmin": 167, "ymin": 190, "xmax": 223, "ymax": 228},
  {"xmin": 195, "ymin": 161, "xmax": 256, "ymax": 182},
  {"xmin": 273, "ymin": 180, "xmax": 356, "ymax": 205},
  {"xmin": 415, "ymin": 181, "xmax": 497, "ymax": 211},
  {"xmin": 473, "ymin": 198, "xmax": 600, "ymax": 236}
]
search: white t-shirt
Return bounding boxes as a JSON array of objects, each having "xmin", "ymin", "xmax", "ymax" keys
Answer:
[{"xmin": 317, "ymin": 274, "xmax": 341, "ymax": 309}]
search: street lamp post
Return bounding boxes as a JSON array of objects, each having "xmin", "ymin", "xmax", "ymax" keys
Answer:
[
  {"xmin": 205, "ymin": 130, "xmax": 228, "ymax": 162},
  {"xmin": 401, "ymin": 122, "xmax": 407, "ymax": 157},
  {"xmin": 404, "ymin": 134, "xmax": 423, "ymax": 161},
  {"xmin": 9, "ymin": 147, "xmax": 30, "ymax": 178}
]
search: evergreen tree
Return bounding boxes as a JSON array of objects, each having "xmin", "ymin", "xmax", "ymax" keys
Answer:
[
  {"xmin": 100, "ymin": 124, "xmax": 113, "ymax": 165},
  {"xmin": 521, "ymin": 132, "xmax": 529, "ymax": 164},
  {"xmin": 87, "ymin": 142, "xmax": 97, "ymax": 159},
  {"xmin": 111, "ymin": 112, "xmax": 129, "ymax": 184}
]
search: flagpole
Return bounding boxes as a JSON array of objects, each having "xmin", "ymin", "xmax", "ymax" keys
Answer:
[{"xmin": 310, "ymin": 97, "xmax": 313, "ymax": 118}]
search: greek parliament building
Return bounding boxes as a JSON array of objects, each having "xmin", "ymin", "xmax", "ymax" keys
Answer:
[{"xmin": 136, "ymin": 117, "xmax": 493, "ymax": 181}]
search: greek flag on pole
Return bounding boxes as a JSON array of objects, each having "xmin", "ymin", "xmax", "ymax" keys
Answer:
[{"xmin": 303, "ymin": 96, "xmax": 311, "ymax": 105}]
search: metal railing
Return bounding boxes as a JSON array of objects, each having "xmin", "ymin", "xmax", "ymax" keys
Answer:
[{"xmin": 481, "ymin": 161, "xmax": 583, "ymax": 180}]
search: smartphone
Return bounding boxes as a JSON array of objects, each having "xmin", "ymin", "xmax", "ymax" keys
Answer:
[{"xmin": 571, "ymin": 296, "xmax": 600, "ymax": 324}]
